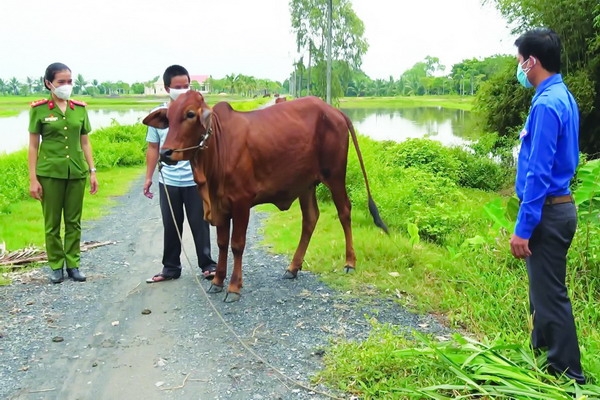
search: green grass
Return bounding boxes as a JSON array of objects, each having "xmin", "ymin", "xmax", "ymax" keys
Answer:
[
  {"xmin": 339, "ymin": 95, "xmax": 474, "ymax": 111},
  {"xmin": 0, "ymin": 93, "xmax": 272, "ymax": 114},
  {"xmin": 0, "ymin": 166, "xmax": 144, "ymax": 250},
  {"xmin": 257, "ymin": 193, "xmax": 600, "ymax": 397},
  {"xmin": 318, "ymin": 326, "xmax": 600, "ymax": 399}
]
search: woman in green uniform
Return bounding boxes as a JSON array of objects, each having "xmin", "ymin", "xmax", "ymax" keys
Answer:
[{"xmin": 28, "ymin": 62, "xmax": 99, "ymax": 284}]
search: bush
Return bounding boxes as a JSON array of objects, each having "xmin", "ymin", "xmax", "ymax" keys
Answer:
[
  {"xmin": 449, "ymin": 147, "xmax": 509, "ymax": 191},
  {"xmin": 0, "ymin": 150, "xmax": 28, "ymax": 213},
  {"xmin": 92, "ymin": 123, "xmax": 147, "ymax": 168},
  {"xmin": 383, "ymin": 138, "xmax": 462, "ymax": 183}
]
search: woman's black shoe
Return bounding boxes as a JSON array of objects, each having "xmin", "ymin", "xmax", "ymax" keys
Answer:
[
  {"xmin": 67, "ymin": 268, "xmax": 86, "ymax": 282},
  {"xmin": 50, "ymin": 268, "xmax": 64, "ymax": 284}
]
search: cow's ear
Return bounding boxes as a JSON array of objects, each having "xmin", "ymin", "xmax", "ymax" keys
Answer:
[
  {"xmin": 142, "ymin": 109, "xmax": 169, "ymax": 129},
  {"xmin": 199, "ymin": 107, "xmax": 212, "ymax": 131}
]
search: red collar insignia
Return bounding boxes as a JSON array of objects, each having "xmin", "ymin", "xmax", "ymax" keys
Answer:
[{"xmin": 30, "ymin": 98, "xmax": 50, "ymax": 108}]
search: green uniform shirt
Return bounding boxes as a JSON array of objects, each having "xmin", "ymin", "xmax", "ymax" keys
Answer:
[{"xmin": 29, "ymin": 97, "xmax": 92, "ymax": 179}]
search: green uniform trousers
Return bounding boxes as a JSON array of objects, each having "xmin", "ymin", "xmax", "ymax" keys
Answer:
[{"xmin": 38, "ymin": 176, "xmax": 86, "ymax": 271}]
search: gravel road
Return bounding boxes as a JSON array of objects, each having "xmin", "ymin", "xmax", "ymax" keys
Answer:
[{"xmin": 0, "ymin": 173, "xmax": 448, "ymax": 400}]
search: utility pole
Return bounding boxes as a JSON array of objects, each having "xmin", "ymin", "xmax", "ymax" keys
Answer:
[
  {"xmin": 307, "ymin": 41, "xmax": 312, "ymax": 96},
  {"xmin": 326, "ymin": 0, "xmax": 332, "ymax": 104}
]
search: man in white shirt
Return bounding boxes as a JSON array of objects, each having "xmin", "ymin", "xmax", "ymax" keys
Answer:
[{"xmin": 143, "ymin": 64, "xmax": 216, "ymax": 283}]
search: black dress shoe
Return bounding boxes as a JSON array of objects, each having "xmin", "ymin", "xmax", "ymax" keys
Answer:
[
  {"xmin": 50, "ymin": 268, "xmax": 64, "ymax": 284},
  {"xmin": 67, "ymin": 268, "xmax": 86, "ymax": 282}
]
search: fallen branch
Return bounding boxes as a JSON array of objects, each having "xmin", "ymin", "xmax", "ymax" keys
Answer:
[{"xmin": 0, "ymin": 241, "xmax": 116, "ymax": 266}]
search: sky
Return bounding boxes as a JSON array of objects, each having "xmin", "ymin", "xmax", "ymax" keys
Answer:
[{"xmin": 1, "ymin": 0, "xmax": 517, "ymax": 84}]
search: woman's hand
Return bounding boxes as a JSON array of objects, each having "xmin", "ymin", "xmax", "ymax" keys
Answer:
[{"xmin": 29, "ymin": 179, "xmax": 43, "ymax": 200}]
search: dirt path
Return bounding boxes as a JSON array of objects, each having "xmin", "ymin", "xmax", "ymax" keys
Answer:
[{"xmin": 1, "ymin": 174, "xmax": 447, "ymax": 400}]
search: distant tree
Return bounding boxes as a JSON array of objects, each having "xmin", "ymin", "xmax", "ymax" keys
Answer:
[
  {"xmin": 25, "ymin": 77, "xmax": 35, "ymax": 95},
  {"xmin": 8, "ymin": 77, "xmax": 20, "ymax": 95},
  {"xmin": 74, "ymin": 74, "xmax": 88, "ymax": 95},
  {"xmin": 290, "ymin": 0, "xmax": 368, "ymax": 101},
  {"xmin": 131, "ymin": 82, "xmax": 145, "ymax": 95},
  {"xmin": 484, "ymin": 0, "xmax": 599, "ymax": 154}
]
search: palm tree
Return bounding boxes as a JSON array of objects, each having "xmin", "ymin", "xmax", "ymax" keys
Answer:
[
  {"xmin": 0, "ymin": 78, "xmax": 7, "ymax": 95},
  {"xmin": 224, "ymin": 74, "xmax": 237, "ymax": 94},
  {"xmin": 25, "ymin": 77, "xmax": 35, "ymax": 95},
  {"xmin": 74, "ymin": 74, "xmax": 88, "ymax": 95},
  {"xmin": 8, "ymin": 77, "xmax": 20, "ymax": 95}
]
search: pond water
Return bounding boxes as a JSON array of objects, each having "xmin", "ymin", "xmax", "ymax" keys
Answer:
[
  {"xmin": 340, "ymin": 107, "xmax": 474, "ymax": 147},
  {"xmin": 0, "ymin": 106, "xmax": 475, "ymax": 154},
  {"xmin": 0, "ymin": 109, "xmax": 151, "ymax": 154}
]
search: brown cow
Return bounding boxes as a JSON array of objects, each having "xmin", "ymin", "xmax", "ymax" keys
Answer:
[
  {"xmin": 275, "ymin": 96, "xmax": 287, "ymax": 104},
  {"xmin": 143, "ymin": 92, "xmax": 387, "ymax": 301}
]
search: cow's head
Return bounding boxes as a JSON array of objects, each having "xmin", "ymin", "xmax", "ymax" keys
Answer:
[{"xmin": 142, "ymin": 91, "xmax": 213, "ymax": 165}]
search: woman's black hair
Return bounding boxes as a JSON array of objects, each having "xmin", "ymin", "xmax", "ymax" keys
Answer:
[{"xmin": 44, "ymin": 62, "xmax": 71, "ymax": 90}]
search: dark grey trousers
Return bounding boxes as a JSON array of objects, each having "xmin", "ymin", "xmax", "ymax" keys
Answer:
[
  {"xmin": 527, "ymin": 202, "xmax": 585, "ymax": 384},
  {"xmin": 159, "ymin": 183, "xmax": 216, "ymax": 277}
]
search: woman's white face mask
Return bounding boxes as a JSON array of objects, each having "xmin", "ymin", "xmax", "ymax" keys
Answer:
[{"xmin": 51, "ymin": 83, "xmax": 73, "ymax": 100}]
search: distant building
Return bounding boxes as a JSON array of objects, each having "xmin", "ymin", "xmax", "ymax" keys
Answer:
[{"xmin": 144, "ymin": 74, "xmax": 210, "ymax": 95}]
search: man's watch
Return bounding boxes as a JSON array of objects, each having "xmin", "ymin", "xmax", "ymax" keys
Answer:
[{"xmin": 89, "ymin": 168, "xmax": 97, "ymax": 173}]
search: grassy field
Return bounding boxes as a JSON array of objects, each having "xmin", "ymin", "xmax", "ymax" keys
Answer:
[
  {"xmin": 339, "ymin": 95, "xmax": 474, "ymax": 111},
  {"xmin": 0, "ymin": 93, "xmax": 271, "ymax": 116}
]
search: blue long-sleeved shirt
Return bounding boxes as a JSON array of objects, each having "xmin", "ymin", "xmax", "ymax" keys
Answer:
[{"xmin": 515, "ymin": 74, "xmax": 579, "ymax": 239}]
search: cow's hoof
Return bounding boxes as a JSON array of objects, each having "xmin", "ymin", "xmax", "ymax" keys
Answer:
[
  {"xmin": 208, "ymin": 283, "xmax": 224, "ymax": 293},
  {"xmin": 282, "ymin": 270, "xmax": 298, "ymax": 279},
  {"xmin": 224, "ymin": 292, "xmax": 241, "ymax": 303},
  {"xmin": 344, "ymin": 266, "xmax": 355, "ymax": 274}
]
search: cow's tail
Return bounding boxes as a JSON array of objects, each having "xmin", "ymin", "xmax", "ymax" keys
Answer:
[{"xmin": 342, "ymin": 113, "xmax": 389, "ymax": 235}]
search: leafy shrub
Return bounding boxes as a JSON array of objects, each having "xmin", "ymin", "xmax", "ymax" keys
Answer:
[
  {"xmin": 383, "ymin": 138, "xmax": 462, "ymax": 183},
  {"xmin": 92, "ymin": 123, "xmax": 147, "ymax": 168},
  {"xmin": 0, "ymin": 150, "xmax": 29, "ymax": 213},
  {"xmin": 449, "ymin": 147, "xmax": 509, "ymax": 191},
  {"xmin": 315, "ymin": 135, "xmax": 496, "ymax": 245}
]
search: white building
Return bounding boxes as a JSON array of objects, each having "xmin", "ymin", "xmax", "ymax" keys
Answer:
[{"xmin": 144, "ymin": 74, "xmax": 211, "ymax": 95}]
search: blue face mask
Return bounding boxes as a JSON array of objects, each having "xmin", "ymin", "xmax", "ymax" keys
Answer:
[{"xmin": 516, "ymin": 59, "xmax": 533, "ymax": 88}]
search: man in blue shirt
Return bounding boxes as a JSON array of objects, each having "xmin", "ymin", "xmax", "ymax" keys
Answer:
[
  {"xmin": 143, "ymin": 65, "xmax": 217, "ymax": 283},
  {"xmin": 511, "ymin": 28, "xmax": 585, "ymax": 384}
]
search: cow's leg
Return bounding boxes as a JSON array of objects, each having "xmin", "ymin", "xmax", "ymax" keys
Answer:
[
  {"xmin": 283, "ymin": 187, "xmax": 319, "ymax": 279},
  {"xmin": 209, "ymin": 222, "xmax": 230, "ymax": 293},
  {"xmin": 328, "ymin": 182, "xmax": 356, "ymax": 272},
  {"xmin": 225, "ymin": 207, "xmax": 250, "ymax": 302}
]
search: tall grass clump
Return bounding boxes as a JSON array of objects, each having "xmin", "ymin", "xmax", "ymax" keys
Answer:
[
  {"xmin": 92, "ymin": 122, "xmax": 147, "ymax": 168},
  {"xmin": 0, "ymin": 150, "xmax": 29, "ymax": 214},
  {"xmin": 318, "ymin": 325, "xmax": 600, "ymax": 400}
]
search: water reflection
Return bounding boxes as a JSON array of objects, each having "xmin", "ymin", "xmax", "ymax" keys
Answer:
[
  {"xmin": 0, "ymin": 106, "xmax": 475, "ymax": 154},
  {"xmin": 341, "ymin": 107, "xmax": 474, "ymax": 147},
  {"xmin": 0, "ymin": 109, "xmax": 150, "ymax": 154}
]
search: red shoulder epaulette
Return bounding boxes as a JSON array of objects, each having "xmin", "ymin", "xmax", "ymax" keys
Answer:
[
  {"xmin": 30, "ymin": 99, "xmax": 49, "ymax": 108},
  {"xmin": 70, "ymin": 99, "xmax": 87, "ymax": 107}
]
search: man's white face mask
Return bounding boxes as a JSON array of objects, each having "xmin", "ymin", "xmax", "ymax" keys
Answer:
[{"xmin": 168, "ymin": 87, "xmax": 190, "ymax": 101}]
